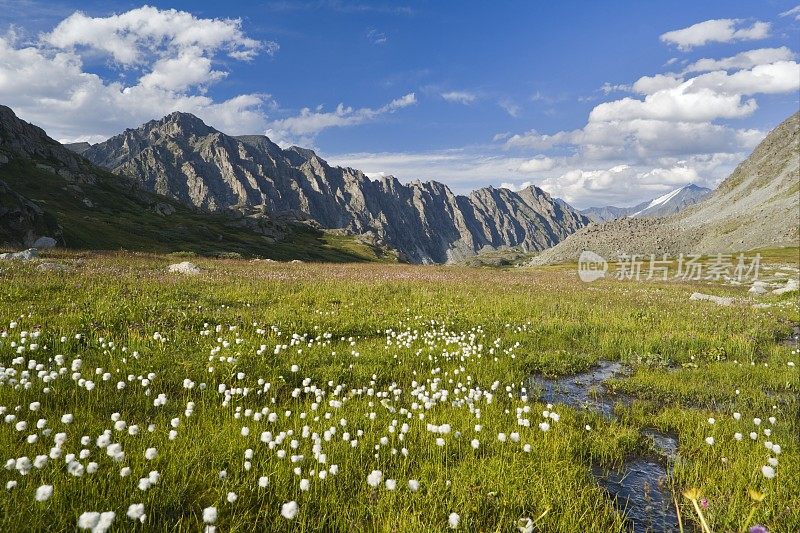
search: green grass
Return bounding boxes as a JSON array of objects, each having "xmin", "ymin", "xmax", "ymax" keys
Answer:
[{"xmin": 0, "ymin": 254, "xmax": 797, "ymax": 531}]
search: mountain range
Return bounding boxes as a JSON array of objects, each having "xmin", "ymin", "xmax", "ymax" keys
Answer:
[
  {"xmin": 580, "ymin": 184, "xmax": 711, "ymax": 223},
  {"xmin": 71, "ymin": 112, "xmax": 589, "ymax": 263},
  {"xmin": 3, "ymin": 104, "xmax": 797, "ymax": 264}
]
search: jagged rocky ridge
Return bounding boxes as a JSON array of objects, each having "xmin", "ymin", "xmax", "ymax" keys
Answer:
[{"xmin": 78, "ymin": 112, "xmax": 589, "ymax": 263}]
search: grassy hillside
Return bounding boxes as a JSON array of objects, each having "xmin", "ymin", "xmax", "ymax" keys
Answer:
[{"xmin": 0, "ymin": 156, "xmax": 396, "ymax": 263}]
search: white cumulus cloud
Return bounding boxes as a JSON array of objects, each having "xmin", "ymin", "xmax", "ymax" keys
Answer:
[
  {"xmin": 0, "ymin": 6, "xmax": 275, "ymax": 141},
  {"xmin": 660, "ymin": 19, "xmax": 770, "ymax": 51}
]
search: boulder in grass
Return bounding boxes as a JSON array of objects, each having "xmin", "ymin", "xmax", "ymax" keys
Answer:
[
  {"xmin": 689, "ymin": 292, "xmax": 735, "ymax": 306},
  {"xmin": 772, "ymin": 278, "xmax": 799, "ymax": 295},
  {"xmin": 0, "ymin": 248, "xmax": 38, "ymax": 261},
  {"xmin": 168, "ymin": 261, "xmax": 200, "ymax": 275},
  {"xmin": 32, "ymin": 236, "xmax": 58, "ymax": 249},
  {"xmin": 748, "ymin": 281, "xmax": 768, "ymax": 295}
]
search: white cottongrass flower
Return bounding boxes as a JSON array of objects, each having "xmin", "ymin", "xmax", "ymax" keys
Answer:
[
  {"xmin": 299, "ymin": 479, "xmax": 310, "ymax": 491},
  {"xmin": 538, "ymin": 422, "xmax": 550, "ymax": 432},
  {"xmin": 385, "ymin": 479, "xmax": 397, "ymax": 490},
  {"xmin": 367, "ymin": 470, "xmax": 383, "ymax": 487},
  {"xmin": 734, "ymin": 432, "xmax": 743, "ymax": 441},
  {"xmin": 707, "ymin": 418, "xmax": 715, "ymax": 425},
  {"xmin": 35, "ymin": 484, "xmax": 53, "ymax": 501},
  {"xmin": 733, "ymin": 412, "xmax": 741, "ymax": 420},
  {"xmin": 126, "ymin": 503, "xmax": 146, "ymax": 522},
  {"xmin": 705, "ymin": 436, "xmax": 715, "ymax": 446},
  {"xmin": 281, "ymin": 501, "xmax": 299, "ymax": 519},
  {"xmin": 78, "ymin": 512, "xmax": 100, "ymax": 530},
  {"xmin": 408, "ymin": 479, "xmax": 420, "ymax": 491},
  {"xmin": 448, "ymin": 512, "xmax": 460, "ymax": 529},
  {"xmin": 258, "ymin": 476, "xmax": 269, "ymax": 488},
  {"xmin": 226, "ymin": 492, "xmax": 237, "ymax": 503},
  {"xmin": 144, "ymin": 448, "xmax": 158, "ymax": 460},
  {"xmin": 77, "ymin": 511, "xmax": 114, "ymax": 532},
  {"xmin": 761, "ymin": 465, "xmax": 775, "ymax": 479},
  {"xmin": 518, "ymin": 517, "xmax": 534, "ymax": 533},
  {"xmin": 202, "ymin": 507, "xmax": 218, "ymax": 524},
  {"xmin": 470, "ymin": 439, "xmax": 480, "ymax": 449}
]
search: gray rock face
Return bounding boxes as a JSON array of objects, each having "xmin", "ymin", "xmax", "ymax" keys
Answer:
[{"xmin": 82, "ymin": 112, "xmax": 589, "ymax": 263}]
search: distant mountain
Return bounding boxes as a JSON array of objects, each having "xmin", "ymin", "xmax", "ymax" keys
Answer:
[
  {"xmin": 0, "ymin": 105, "xmax": 392, "ymax": 262},
  {"xmin": 78, "ymin": 112, "xmax": 589, "ymax": 263},
  {"xmin": 63, "ymin": 142, "xmax": 92, "ymax": 155},
  {"xmin": 580, "ymin": 184, "xmax": 710, "ymax": 222},
  {"xmin": 580, "ymin": 203, "xmax": 647, "ymax": 223},
  {"xmin": 532, "ymin": 112, "xmax": 800, "ymax": 264}
]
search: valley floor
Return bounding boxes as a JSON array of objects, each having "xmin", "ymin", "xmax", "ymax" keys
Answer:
[{"xmin": 0, "ymin": 251, "xmax": 798, "ymax": 531}]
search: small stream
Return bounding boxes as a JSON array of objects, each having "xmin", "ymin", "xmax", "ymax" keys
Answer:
[{"xmin": 529, "ymin": 362, "xmax": 682, "ymax": 532}]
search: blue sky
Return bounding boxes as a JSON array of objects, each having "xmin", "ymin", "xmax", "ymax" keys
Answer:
[{"xmin": 0, "ymin": 1, "xmax": 798, "ymax": 207}]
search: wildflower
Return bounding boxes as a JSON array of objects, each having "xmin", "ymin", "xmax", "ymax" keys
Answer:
[
  {"xmin": 385, "ymin": 479, "xmax": 397, "ymax": 490},
  {"xmin": 539, "ymin": 422, "xmax": 550, "ymax": 432},
  {"xmin": 78, "ymin": 512, "xmax": 100, "ymax": 530},
  {"xmin": 408, "ymin": 479, "xmax": 420, "ymax": 492},
  {"xmin": 761, "ymin": 465, "xmax": 775, "ymax": 479},
  {"xmin": 517, "ymin": 517, "xmax": 534, "ymax": 533},
  {"xmin": 145, "ymin": 448, "xmax": 158, "ymax": 460},
  {"xmin": 448, "ymin": 512, "xmax": 460, "ymax": 529},
  {"xmin": 733, "ymin": 412, "xmax": 741, "ymax": 420},
  {"xmin": 299, "ymin": 479, "xmax": 310, "ymax": 491},
  {"xmin": 35, "ymin": 484, "xmax": 53, "ymax": 501},
  {"xmin": 700, "ymin": 498, "xmax": 709, "ymax": 509},
  {"xmin": 202, "ymin": 507, "xmax": 217, "ymax": 524},
  {"xmin": 226, "ymin": 492, "xmax": 237, "ymax": 503},
  {"xmin": 258, "ymin": 476, "xmax": 269, "ymax": 488},
  {"xmin": 747, "ymin": 489, "xmax": 765, "ymax": 502},
  {"xmin": 707, "ymin": 418, "xmax": 715, "ymax": 425},
  {"xmin": 705, "ymin": 436, "xmax": 715, "ymax": 445},
  {"xmin": 749, "ymin": 526, "xmax": 768, "ymax": 533},
  {"xmin": 126, "ymin": 503, "xmax": 146, "ymax": 522},
  {"xmin": 734, "ymin": 432, "xmax": 743, "ymax": 441},
  {"xmin": 281, "ymin": 501, "xmax": 299, "ymax": 519},
  {"xmin": 471, "ymin": 439, "xmax": 480, "ymax": 449},
  {"xmin": 367, "ymin": 470, "xmax": 383, "ymax": 487}
]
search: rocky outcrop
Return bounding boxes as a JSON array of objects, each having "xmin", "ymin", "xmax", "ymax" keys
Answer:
[
  {"xmin": 0, "ymin": 178, "xmax": 61, "ymax": 248},
  {"xmin": 82, "ymin": 112, "xmax": 589, "ymax": 263},
  {"xmin": 533, "ymin": 112, "xmax": 800, "ymax": 264}
]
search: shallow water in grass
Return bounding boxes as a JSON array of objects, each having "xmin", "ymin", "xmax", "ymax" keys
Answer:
[{"xmin": 529, "ymin": 362, "xmax": 683, "ymax": 532}]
